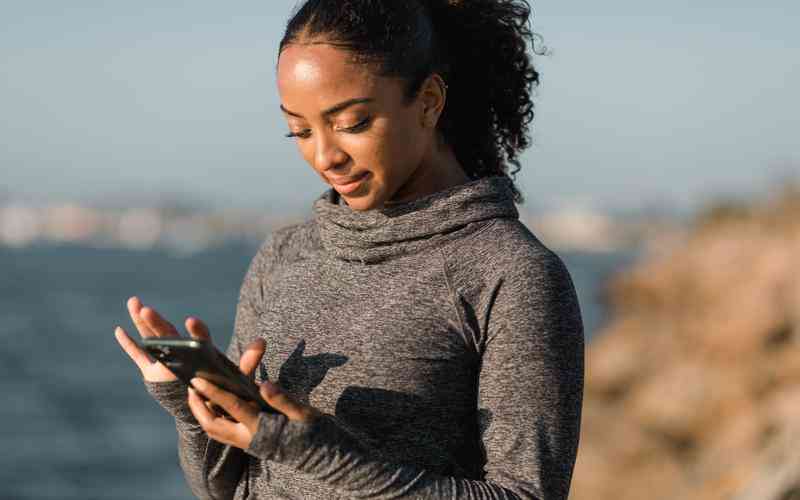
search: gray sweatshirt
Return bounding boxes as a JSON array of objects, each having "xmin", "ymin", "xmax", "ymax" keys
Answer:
[{"xmin": 144, "ymin": 175, "xmax": 585, "ymax": 500}]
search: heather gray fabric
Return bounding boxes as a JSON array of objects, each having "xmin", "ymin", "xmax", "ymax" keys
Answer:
[{"xmin": 144, "ymin": 175, "xmax": 585, "ymax": 500}]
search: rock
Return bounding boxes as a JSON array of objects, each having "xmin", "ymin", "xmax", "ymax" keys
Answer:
[
  {"xmin": 569, "ymin": 184, "xmax": 800, "ymax": 500},
  {"xmin": 623, "ymin": 360, "xmax": 753, "ymax": 451}
]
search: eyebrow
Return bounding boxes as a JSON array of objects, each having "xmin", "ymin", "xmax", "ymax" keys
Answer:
[{"xmin": 280, "ymin": 97, "xmax": 374, "ymax": 119}]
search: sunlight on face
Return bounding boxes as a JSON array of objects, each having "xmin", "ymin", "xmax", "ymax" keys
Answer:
[{"xmin": 277, "ymin": 43, "xmax": 430, "ymax": 211}]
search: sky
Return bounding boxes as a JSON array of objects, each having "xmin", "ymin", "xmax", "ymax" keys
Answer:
[{"xmin": 1, "ymin": 1, "xmax": 798, "ymax": 215}]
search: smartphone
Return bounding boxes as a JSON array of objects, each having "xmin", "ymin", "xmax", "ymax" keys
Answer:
[{"xmin": 142, "ymin": 337, "xmax": 278, "ymax": 415}]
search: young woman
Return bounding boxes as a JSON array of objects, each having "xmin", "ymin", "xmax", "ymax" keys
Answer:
[{"xmin": 115, "ymin": 1, "xmax": 585, "ymax": 498}]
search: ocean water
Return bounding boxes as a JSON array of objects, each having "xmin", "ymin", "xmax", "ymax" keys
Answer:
[{"xmin": 0, "ymin": 242, "xmax": 640, "ymax": 500}]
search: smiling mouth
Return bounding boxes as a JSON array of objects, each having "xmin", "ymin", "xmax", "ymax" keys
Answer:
[
  {"xmin": 330, "ymin": 172, "xmax": 370, "ymax": 194},
  {"xmin": 329, "ymin": 172, "xmax": 369, "ymax": 185}
]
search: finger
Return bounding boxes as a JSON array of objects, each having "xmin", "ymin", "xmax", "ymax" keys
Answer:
[
  {"xmin": 139, "ymin": 305, "xmax": 181, "ymax": 338},
  {"xmin": 189, "ymin": 388, "xmax": 252, "ymax": 448},
  {"xmin": 197, "ymin": 396, "xmax": 235, "ymax": 421},
  {"xmin": 239, "ymin": 339, "xmax": 266, "ymax": 377},
  {"xmin": 127, "ymin": 296, "xmax": 158, "ymax": 339},
  {"xmin": 188, "ymin": 386, "xmax": 221, "ymax": 428},
  {"xmin": 260, "ymin": 380, "xmax": 308, "ymax": 422},
  {"xmin": 204, "ymin": 400, "xmax": 229, "ymax": 420},
  {"xmin": 192, "ymin": 378, "xmax": 258, "ymax": 429},
  {"xmin": 185, "ymin": 316, "xmax": 210, "ymax": 341},
  {"xmin": 114, "ymin": 326, "xmax": 155, "ymax": 369}
]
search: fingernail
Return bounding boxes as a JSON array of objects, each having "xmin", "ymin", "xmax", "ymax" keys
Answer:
[{"xmin": 191, "ymin": 377, "xmax": 204, "ymax": 389}]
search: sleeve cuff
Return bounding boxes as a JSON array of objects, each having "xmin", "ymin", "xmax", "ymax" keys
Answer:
[
  {"xmin": 244, "ymin": 411, "xmax": 368, "ymax": 464},
  {"xmin": 143, "ymin": 379, "xmax": 197, "ymax": 424},
  {"xmin": 243, "ymin": 411, "xmax": 306, "ymax": 461}
]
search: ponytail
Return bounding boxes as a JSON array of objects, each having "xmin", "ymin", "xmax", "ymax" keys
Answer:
[{"xmin": 280, "ymin": 0, "xmax": 541, "ymax": 204}]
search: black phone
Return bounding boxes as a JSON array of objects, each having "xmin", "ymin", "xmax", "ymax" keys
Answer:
[{"xmin": 142, "ymin": 337, "xmax": 278, "ymax": 415}]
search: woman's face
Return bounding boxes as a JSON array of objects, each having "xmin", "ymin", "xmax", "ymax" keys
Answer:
[{"xmin": 277, "ymin": 43, "xmax": 434, "ymax": 211}]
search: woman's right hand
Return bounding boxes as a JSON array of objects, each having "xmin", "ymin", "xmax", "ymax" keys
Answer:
[{"xmin": 114, "ymin": 296, "xmax": 210, "ymax": 383}]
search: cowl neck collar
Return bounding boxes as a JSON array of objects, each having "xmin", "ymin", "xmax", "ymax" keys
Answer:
[{"xmin": 312, "ymin": 175, "xmax": 519, "ymax": 264}]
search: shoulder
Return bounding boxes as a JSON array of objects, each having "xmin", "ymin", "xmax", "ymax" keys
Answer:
[
  {"xmin": 251, "ymin": 218, "xmax": 320, "ymax": 267},
  {"xmin": 446, "ymin": 218, "xmax": 575, "ymax": 290},
  {"xmin": 446, "ymin": 219, "xmax": 584, "ymax": 351}
]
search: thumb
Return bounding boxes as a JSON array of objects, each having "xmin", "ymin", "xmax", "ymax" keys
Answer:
[
  {"xmin": 185, "ymin": 317, "xmax": 210, "ymax": 341},
  {"xmin": 260, "ymin": 381, "xmax": 308, "ymax": 422},
  {"xmin": 239, "ymin": 338, "xmax": 266, "ymax": 377}
]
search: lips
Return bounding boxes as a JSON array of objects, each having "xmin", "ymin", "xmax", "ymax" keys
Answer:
[
  {"xmin": 328, "ymin": 172, "xmax": 369, "ymax": 186},
  {"xmin": 328, "ymin": 171, "xmax": 370, "ymax": 195}
]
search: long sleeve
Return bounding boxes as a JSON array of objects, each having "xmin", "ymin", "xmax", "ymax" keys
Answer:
[
  {"xmin": 244, "ymin": 250, "xmax": 585, "ymax": 500},
  {"xmin": 144, "ymin": 235, "xmax": 276, "ymax": 500},
  {"xmin": 475, "ymin": 252, "xmax": 584, "ymax": 499},
  {"xmin": 144, "ymin": 378, "xmax": 232, "ymax": 500},
  {"xmin": 144, "ymin": 338, "xmax": 248, "ymax": 500}
]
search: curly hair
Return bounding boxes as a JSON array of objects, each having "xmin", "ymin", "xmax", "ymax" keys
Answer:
[{"xmin": 280, "ymin": 0, "xmax": 542, "ymax": 204}]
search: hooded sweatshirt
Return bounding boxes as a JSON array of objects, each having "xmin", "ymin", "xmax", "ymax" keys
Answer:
[{"xmin": 144, "ymin": 175, "xmax": 585, "ymax": 500}]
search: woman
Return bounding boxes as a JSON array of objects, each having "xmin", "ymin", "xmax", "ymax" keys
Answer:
[{"xmin": 115, "ymin": 0, "xmax": 585, "ymax": 498}]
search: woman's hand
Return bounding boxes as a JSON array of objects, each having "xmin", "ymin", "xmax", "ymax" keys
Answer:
[
  {"xmin": 115, "ymin": 295, "xmax": 320, "ymax": 449},
  {"xmin": 187, "ymin": 376, "xmax": 322, "ymax": 451},
  {"xmin": 114, "ymin": 296, "xmax": 212, "ymax": 382}
]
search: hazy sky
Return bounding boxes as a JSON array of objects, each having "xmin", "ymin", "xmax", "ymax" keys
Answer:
[{"xmin": 1, "ymin": 1, "xmax": 798, "ymax": 214}]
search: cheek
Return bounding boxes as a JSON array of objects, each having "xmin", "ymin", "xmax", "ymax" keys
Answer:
[
  {"xmin": 372, "ymin": 121, "xmax": 424, "ymax": 172},
  {"xmin": 333, "ymin": 128, "xmax": 394, "ymax": 177}
]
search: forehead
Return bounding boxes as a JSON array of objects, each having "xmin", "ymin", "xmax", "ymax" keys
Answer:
[{"xmin": 277, "ymin": 43, "xmax": 380, "ymax": 110}]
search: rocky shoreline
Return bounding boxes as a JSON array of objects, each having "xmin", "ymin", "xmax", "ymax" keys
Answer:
[{"xmin": 570, "ymin": 184, "xmax": 800, "ymax": 500}]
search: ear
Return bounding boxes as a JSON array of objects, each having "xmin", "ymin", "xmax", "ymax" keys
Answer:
[{"xmin": 418, "ymin": 73, "xmax": 447, "ymax": 129}]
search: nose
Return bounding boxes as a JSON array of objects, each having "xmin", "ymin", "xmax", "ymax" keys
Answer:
[{"xmin": 313, "ymin": 131, "xmax": 349, "ymax": 173}]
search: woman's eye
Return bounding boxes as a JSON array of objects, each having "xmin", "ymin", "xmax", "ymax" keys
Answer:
[
  {"xmin": 285, "ymin": 117, "xmax": 370, "ymax": 139},
  {"xmin": 337, "ymin": 117, "xmax": 371, "ymax": 133},
  {"xmin": 285, "ymin": 129, "xmax": 311, "ymax": 139}
]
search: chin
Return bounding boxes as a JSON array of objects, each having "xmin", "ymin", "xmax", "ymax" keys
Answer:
[
  {"xmin": 341, "ymin": 195, "xmax": 380, "ymax": 211},
  {"xmin": 341, "ymin": 182, "xmax": 387, "ymax": 211}
]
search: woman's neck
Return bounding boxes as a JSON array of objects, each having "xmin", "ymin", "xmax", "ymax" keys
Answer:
[{"xmin": 384, "ymin": 144, "xmax": 470, "ymax": 207}]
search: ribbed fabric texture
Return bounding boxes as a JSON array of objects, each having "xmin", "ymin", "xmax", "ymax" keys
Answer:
[
  {"xmin": 315, "ymin": 176, "xmax": 519, "ymax": 264},
  {"xmin": 145, "ymin": 175, "xmax": 585, "ymax": 500}
]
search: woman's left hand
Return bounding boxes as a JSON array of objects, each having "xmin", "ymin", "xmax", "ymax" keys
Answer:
[{"xmin": 188, "ymin": 376, "xmax": 322, "ymax": 451}]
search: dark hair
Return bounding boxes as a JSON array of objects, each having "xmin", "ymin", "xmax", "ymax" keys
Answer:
[{"xmin": 280, "ymin": 0, "xmax": 542, "ymax": 204}]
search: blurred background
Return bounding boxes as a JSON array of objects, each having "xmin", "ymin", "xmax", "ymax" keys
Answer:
[{"xmin": 1, "ymin": 1, "xmax": 798, "ymax": 499}]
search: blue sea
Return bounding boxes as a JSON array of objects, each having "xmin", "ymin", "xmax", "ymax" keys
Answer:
[{"xmin": 0, "ymin": 242, "xmax": 640, "ymax": 499}]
